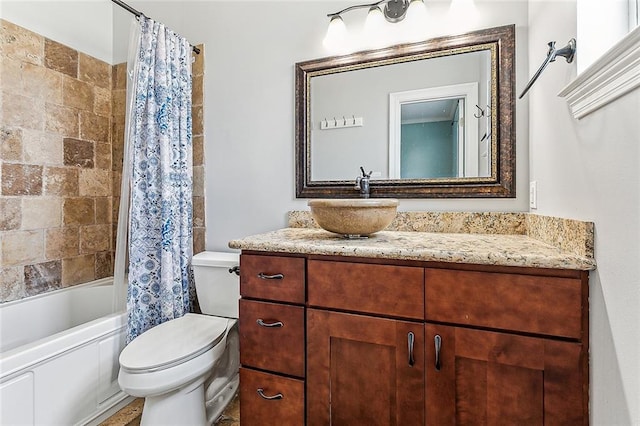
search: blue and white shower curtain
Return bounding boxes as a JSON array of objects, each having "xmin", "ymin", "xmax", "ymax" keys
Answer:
[{"xmin": 125, "ymin": 15, "xmax": 194, "ymax": 342}]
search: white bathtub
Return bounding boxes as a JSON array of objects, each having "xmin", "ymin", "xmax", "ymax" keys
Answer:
[{"xmin": 0, "ymin": 278, "xmax": 130, "ymax": 425}]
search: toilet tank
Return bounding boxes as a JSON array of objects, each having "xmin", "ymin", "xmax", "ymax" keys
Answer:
[{"xmin": 192, "ymin": 251, "xmax": 240, "ymax": 318}]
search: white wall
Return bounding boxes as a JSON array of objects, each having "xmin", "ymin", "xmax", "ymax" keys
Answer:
[
  {"xmin": 528, "ymin": 2, "xmax": 640, "ymax": 424},
  {"xmin": 111, "ymin": 1, "xmax": 529, "ymax": 251},
  {"xmin": 0, "ymin": 0, "xmax": 115, "ymax": 64},
  {"xmin": 576, "ymin": 0, "xmax": 630, "ymax": 73}
]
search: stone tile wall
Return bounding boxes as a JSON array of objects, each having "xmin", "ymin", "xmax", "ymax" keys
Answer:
[
  {"xmin": 111, "ymin": 62, "xmax": 126, "ymax": 259},
  {"xmin": 1, "ymin": 20, "xmax": 206, "ymax": 302},
  {"xmin": 1, "ymin": 19, "xmax": 113, "ymax": 302},
  {"xmin": 192, "ymin": 45, "xmax": 206, "ymax": 255}
]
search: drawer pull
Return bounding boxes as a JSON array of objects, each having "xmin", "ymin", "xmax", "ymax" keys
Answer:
[
  {"xmin": 434, "ymin": 334, "xmax": 442, "ymax": 371},
  {"xmin": 407, "ymin": 332, "xmax": 415, "ymax": 367},
  {"xmin": 257, "ymin": 388, "xmax": 283, "ymax": 400},
  {"xmin": 257, "ymin": 272, "xmax": 284, "ymax": 280},
  {"xmin": 256, "ymin": 319, "xmax": 284, "ymax": 328}
]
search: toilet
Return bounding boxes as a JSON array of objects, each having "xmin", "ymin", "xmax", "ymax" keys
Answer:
[{"xmin": 118, "ymin": 251, "xmax": 240, "ymax": 426}]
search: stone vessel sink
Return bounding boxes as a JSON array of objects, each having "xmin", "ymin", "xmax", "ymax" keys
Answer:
[{"xmin": 308, "ymin": 199, "xmax": 399, "ymax": 237}]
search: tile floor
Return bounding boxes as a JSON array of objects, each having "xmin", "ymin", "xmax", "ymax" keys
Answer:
[
  {"xmin": 98, "ymin": 399, "xmax": 143, "ymax": 426},
  {"xmin": 99, "ymin": 394, "xmax": 239, "ymax": 426}
]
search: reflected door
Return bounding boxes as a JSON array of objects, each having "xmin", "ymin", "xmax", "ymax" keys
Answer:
[
  {"xmin": 399, "ymin": 99, "xmax": 464, "ymax": 179},
  {"xmin": 389, "ymin": 83, "xmax": 478, "ymax": 179}
]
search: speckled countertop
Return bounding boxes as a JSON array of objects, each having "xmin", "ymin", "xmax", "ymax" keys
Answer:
[{"xmin": 228, "ymin": 224, "xmax": 596, "ymax": 271}]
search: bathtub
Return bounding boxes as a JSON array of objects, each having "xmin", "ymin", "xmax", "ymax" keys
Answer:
[{"xmin": 0, "ymin": 278, "xmax": 130, "ymax": 425}]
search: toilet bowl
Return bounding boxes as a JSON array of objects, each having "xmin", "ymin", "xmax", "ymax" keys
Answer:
[{"xmin": 118, "ymin": 252, "xmax": 240, "ymax": 426}]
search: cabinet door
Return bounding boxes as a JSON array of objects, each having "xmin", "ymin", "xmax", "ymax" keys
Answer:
[
  {"xmin": 425, "ymin": 324, "xmax": 586, "ymax": 425},
  {"xmin": 307, "ymin": 309, "xmax": 424, "ymax": 426}
]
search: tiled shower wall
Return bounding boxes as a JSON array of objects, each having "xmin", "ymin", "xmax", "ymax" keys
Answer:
[
  {"xmin": 1, "ymin": 19, "xmax": 113, "ymax": 302},
  {"xmin": 192, "ymin": 45, "xmax": 206, "ymax": 254},
  {"xmin": 1, "ymin": 19, "xmax": 206, "ymax": 302}
]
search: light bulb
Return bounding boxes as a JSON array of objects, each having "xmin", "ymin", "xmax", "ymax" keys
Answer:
[
  {"xmin": 407, "ymin": 0, "xmax": 427, "ymax": 20},
  {"xmin": 323, "ymin": 16, "xmax": 349, "ymax": 53},
  {"xmin": 362, "ymin": 6, "xmax": 388, "ymax": 49},
  {"xmin": 449, "ymin": 0, "xmax": 479, "ymax": 31},
  {"xmin": 404, "ymin": 0, "xmax": 428, "ymax": 42}
]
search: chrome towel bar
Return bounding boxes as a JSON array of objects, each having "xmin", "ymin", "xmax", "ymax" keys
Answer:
[{"xmin": 519, "ymin": 38, "xmax": 576, "ymax": 99}]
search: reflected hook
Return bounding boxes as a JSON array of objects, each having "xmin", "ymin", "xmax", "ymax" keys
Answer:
[{"xmin": 473, "ymin": 104, "xmax": 485, "ymax": 119}]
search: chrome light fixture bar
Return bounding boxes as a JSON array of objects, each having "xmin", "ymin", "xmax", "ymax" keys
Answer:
[
  {"xmin": 327, "ymin": 0, "xmax": 418, "ymax": 23},
  {"xmin": 323, "ymin": 0, "xmax": 427, "ymax": 52}
]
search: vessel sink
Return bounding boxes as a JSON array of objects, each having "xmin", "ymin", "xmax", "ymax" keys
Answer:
[{"xmin": 308, "ymin": 199, "xmax": 399, "ymax": 237}]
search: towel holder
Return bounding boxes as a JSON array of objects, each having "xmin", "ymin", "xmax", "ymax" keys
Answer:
[{"xmin": 519, "ymin": 38, "xmax": 576, "ymax": 99}]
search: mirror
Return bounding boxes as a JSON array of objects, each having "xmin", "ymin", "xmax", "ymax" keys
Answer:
[{"xmin": 295, "ymin": 25, "xmax": 515, "ymax": 198}]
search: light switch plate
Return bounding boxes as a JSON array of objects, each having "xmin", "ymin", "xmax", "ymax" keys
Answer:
[{"xmin": 529, "ymin": 181, "xmax": 537, "ymax": 209}]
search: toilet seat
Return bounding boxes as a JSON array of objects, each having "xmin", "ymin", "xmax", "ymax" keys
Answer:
[{"xmin": 120, "ymin": 314, "xmax": 230, "ymax": 373}]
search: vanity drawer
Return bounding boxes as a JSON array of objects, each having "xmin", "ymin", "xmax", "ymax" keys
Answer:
[
  {"xmin": 425, "ymin": 268, "xmax": 583, "ymax": 339},
  {"xmin": 239, "ymin": 299, "xmax": 305, "ymax": 377},
  {"xmin": 307, "ymin": 260, "xmax": 424, "ymax": 320},
  {"xmin": 240, "ymin": 368, "xmax": 305, "ymax": 426},
  {"xmin": 240, "ymin": 254, "xmax": 305, "ymax": 303}
]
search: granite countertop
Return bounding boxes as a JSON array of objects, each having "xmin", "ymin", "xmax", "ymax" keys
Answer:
[{"xmin": 228, "ymin": 227, "xmax": 597, "ymax": 271}]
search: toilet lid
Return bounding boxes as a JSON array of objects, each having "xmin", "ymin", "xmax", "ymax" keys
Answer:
[{"xmin": 120, "ymin": 314, "xmax": 229, "ymax": 372}]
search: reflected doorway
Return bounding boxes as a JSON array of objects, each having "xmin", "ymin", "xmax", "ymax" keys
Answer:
[
  {"xmin": 399, "ymin": 98, "xmax": 463, "ymax": 178},
  {"xmin": 389, "ymin": 83, "xmax": 479, "ymax": 179}
]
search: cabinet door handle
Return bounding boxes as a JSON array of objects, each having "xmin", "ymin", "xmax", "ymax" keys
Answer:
[
  {"xmin": 256, "ymin": 319, "xmax": 284, "ymax": 328},
  {"xmin": 434, "ymin": 334, "xmax": 442, "ymax": 371},
  {"xmin": 257, "ymin": 388, "xmax": 283, "ymax": 400},
  {"xmin": 407, "ymin": 332, "xmax": 415, "ymax": 366},
  {"xmin": 257, "ymin": 272, "xmax": 284, "ymax": 280}
]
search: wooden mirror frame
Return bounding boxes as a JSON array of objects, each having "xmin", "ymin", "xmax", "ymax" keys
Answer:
[{"xmin": 295, "ymin": 25, "xmax": 515, "ymax": 198}]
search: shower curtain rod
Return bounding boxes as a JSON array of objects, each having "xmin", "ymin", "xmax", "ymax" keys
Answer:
[{"xmin": 111, "ymin": 0, "xmax": 201, "ymax": 54}]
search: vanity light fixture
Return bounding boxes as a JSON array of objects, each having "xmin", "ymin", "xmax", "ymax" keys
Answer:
[
  {"xmin": 327, "ymin": 0, "xmax": 423, "ymax": 24},
  {"xmin": 324, "ymin": 0, "xmax": 427, "ymax": 50}
]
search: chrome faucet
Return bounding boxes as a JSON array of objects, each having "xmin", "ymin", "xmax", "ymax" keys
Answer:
[{"xmin": 355, "ymin": 166, "xmax": 372, "ymax": 198}]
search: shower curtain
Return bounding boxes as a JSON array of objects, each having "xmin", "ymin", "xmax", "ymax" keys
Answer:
[{"xmin": 123, "ymin": 15, "xmax": 194, "ymax": 342}]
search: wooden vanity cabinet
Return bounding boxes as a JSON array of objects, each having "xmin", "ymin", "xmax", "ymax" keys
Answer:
[
  {"xmin": 424, "ymin": 267, "xmax": 589, "ymax": 425},
  {"xmin": 425, "ymin": 324, "xmax": 584, "ymax": 425},
  {"xmin": 307, "ymin": 309, "xmax": 425, "ymax": 426},
  {"xmin": 238, "ymin": 253, "xmax": 589, "ymax": 425},
  {"xmin": 238, "ymin": 253, "xmax": 306, "ymax": 426},
  {"xmin": 306, "ymin": 260, "xmax": 426, "ymax": 426}
]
